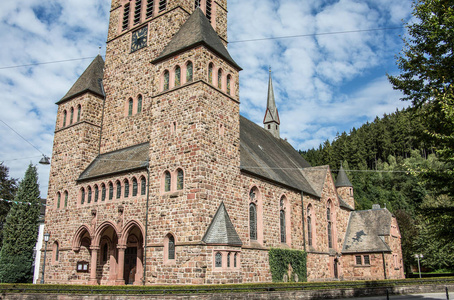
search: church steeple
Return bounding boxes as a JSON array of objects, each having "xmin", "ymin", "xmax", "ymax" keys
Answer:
[{"xmin": 263, "ymin": 68, "xmax": 280, "ymax": 138}]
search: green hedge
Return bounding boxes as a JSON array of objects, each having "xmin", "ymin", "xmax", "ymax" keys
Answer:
[{"xmin": 269, "ymin": 248, "xmax": 307, "ymax": 282}]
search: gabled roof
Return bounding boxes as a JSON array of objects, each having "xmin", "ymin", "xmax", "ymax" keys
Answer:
[
  {"xmin": 342, "ymin": 209, "xmax": 393, "ymax": 254},
  {"xmin": 300, "ymin": 166, "xmax": 329, "ymax": 197},
  {"xmin": 78, "ymin": 143, "xmax": 149, "ymax": 181},
  {"xmin": 240, "ymin": 116, "xmax": 317, "ymax": 196},
  {"xmin": 152, "ymin": 8, "xmax": 241, "ymax": 70},
  {"xmin": 57, "ymin": 55, "xmax": 105, "ymax": 104},
  {"xmin": 338, "ymin": 196, "xmax": 355, "ymax": 211},
  {"xmin": 202, "ymin": 202, "xmax": 242, "ymax": 246},
  {"xmin": 335, "ymin": 165, "xmax": 353, "ymax": 187}
]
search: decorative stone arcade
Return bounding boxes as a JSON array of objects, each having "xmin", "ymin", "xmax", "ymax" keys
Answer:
[{"xmin": 73, "ymin": 221, "xmax": 145, "ymax": 285}]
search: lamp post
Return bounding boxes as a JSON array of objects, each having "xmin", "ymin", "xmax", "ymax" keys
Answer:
[
  {"xmin": 40, "ymin": 233, "xmax": 50, "ymax": 284},
  {"xmin": 415, "ymin": 254, "xmax": 423, "ymax": 278}
]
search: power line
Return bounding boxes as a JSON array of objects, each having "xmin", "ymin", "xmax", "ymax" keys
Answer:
[
  {"xmin": 0, "ymin": 119, "xmax": 47, "ymax": 157},
  {"xmin": 0, "ymin": 198, "xmax": 49, "ymax": 207},
  {"xmin": 0, "ymin": 56, "xmax": 97, "ymax": 70}
]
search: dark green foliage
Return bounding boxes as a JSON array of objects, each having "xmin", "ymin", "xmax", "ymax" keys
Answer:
[
  {"xmin": 0, "ymin": 164, "xmax": 40, "ymax": 283},
  {"xmin": 268, "ymin": 248, "xmax": 307, "ymax": 283},
  {"xmin": 0, "ymin": 162, "xmax": 18, "ymax": 248}
]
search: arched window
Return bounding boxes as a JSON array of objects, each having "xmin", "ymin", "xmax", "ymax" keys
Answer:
[
  {"xmin": 87, "ymin": 186, "xmax": 92, "ymax": 204},
  {"xmin": 53, "ymin": 242, "xmax": 59, "ymax": 263},
  {"xmin": 164, "ymin": 171, "xmax": 171, "ymax": 192},
  {"xmin": 327, "ymin": 203, "xmax": 333, "ymax": 249},
  {"xmin": 122, "ymin": 3, "xmax": 130, "ymax": 31},
  {"xmin": 159, "ymin": 0, "xmax": 167, "ymax": 12},
  {"xmin": 146, "ymin": 0, "xmax": 154, "ymax": 19},
  {"xmin": 63, "ymin": 110, "xmax": 67, "ymax": 127},
  {"xmin": 64, "ymin": 191, "xmax": 68, "ymax": 208},
  {"xmin": 186, "ymin": 61, "xmax": 193, "ymax": 82},
  {"xmin": 215, "ymin": 252, "xmax": 222, "ymax": 267},
  {"xmin": 227, "ymin": 75, "xmax": 231, "ymax": 95},
  {"xmin": 116, "ymin": 181, "xmax": 121, "ymax": 199},
  {"xmin": 163, "ymin": 70, "xmax": 170, "ymax": 91},
  {"xmin": 102, "ymin": 243, "xmax": 109, "ymax": 263},
  {"xmin": 208, "ymin": 63, "xmax": 213, "ymax": 84},
  {"xmin": 177, "ymin": 169, "xmax": 184, "ymax": 190},
  {"xmin": 307, "ymin": 206, "xmax": 312, "ymax": 246},
  {"xmin": 227, "ymin": 252, "xmax": 231, "ymax": 268},
  {"xmin": 77, "ymin": 105, "xmax": 81, "ymax": 122},
  {"xmin": 280, "ymin": 210, "xmax": 286, "ymax": 243},
  {"xmin": 56, "ymin": 192, "xmax": 61, "ymax": 209},
  {"xmin": 141, "ymin": 177, "xmax": 146, "ymax": 195},
  {"xmin": 234, "ymin": 253, "xmax": 237, "ymax": 268},
  {"xmin": 124, "ymin": 179, "xmax": 130, "ymax": 198},
  {"xmin": 94, "ymin": 185, "xmax": 99, "ymax": 202},
  {"xmin": 81, "ymin": 188, "xmax": 85, "ymax": 205},
  {"xmin": 249, "ymin": 203, "xmax": 257, "ymax": 241},
  {"xmin": 70, "ymin": 107, "xmax": 74, "ymax": 125},
  {"xmin": 168, "ymin": 234, "xmax": 175, "ymax": 260},
  {"xmin": 175, "ymin": 66, "xmax": 181, "ymax": 87},
  {"xmin": 128, "ymin": 98, "xmax": 133, "ymax": 116},
  {"xmin": 218, "ymin": 69, "xmax": 222, "ymax": 89},
  {"xmin": 137, "ymin": 95, "xmax": 142, "ymax": 113},
  {"xmin": 108, "ymin": 182, "xmax": 113, "ymax": 200},
  {"xmin": 101, "ymin": 183, "xmax": 106, "ymax": 201},
  {"xmin": 132, "ymin": 178, "xmax": 138, "ymax": 196},
  {"xmin": 134, "ymin": 0, "xmax": 142, "ymax": 25}
]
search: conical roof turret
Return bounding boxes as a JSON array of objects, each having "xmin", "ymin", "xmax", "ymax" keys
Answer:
[{"xmin": 336, "ymin": 164, "xmax": 353, "ymax": 187}]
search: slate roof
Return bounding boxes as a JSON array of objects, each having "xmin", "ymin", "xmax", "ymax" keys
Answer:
[
  {"xmin": 58, "ymin": 55, "xmax": 105, "ymax": 104},
  {"xmin": 342, "ymin": 209, "xmax": 393, "ymax": 254},
  {"xmin": 202, "ymin": 202, "xmax": 242, "ymax": 246},
  {"xmin": 240, "ymin": 116, "xmax": 318, "ymax": 196},
  {"xmin": 263, "ymin": 71, "xmax": 280, "ymax": 125},
  {"xmin": 338, "ymin": 196, "xmax": 354, "ymax": 211},
  {"xmin": 152, "ymin": 8, "xmax": 241, "ymax": 70},
  {"xmin": 335, "ymin": 165, "xmax": 353, "ymax": 187},
  {"xmin": 78, "ymin": 143, "xmax": 149, "ymax": 181}
]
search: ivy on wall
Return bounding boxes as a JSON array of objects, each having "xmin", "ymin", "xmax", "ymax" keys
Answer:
[{"xmin": 269, "ymin": 248, "xmax": 307, "ymax": 282}]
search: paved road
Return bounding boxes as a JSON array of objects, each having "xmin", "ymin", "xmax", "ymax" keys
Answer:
[{"xmin": 338, "ymin": 293, "xmax": 449, "ymax": 300}]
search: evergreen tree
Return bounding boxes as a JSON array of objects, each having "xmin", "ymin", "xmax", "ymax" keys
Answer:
[
  {"xmin": 0, "ymin": 162, "xmax": 18, "ymax": 248},
  {"xmin": 0, "ymin": 164, "xmax": 40, "ymax": 283}
]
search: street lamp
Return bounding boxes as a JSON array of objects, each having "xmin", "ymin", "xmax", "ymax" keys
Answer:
[
  {"xmin": 40, "ymin": 233, "xmax": 50, "ymax": 284},
  {"xmin": 415, "ymin": 254, "xmax": 423, "ymax": 278},
  {"xmin": 39, "ymin": 155, "xmax": 51, "ymax": 165}
]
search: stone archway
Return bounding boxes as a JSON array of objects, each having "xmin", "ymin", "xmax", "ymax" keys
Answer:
[
  {"xmin": 120, "ymin": 221, "xmax": 144, "ymax": 285},
  {"xmin": 91, "ymin": 222, "xmax": 120, "ymax": 285}
]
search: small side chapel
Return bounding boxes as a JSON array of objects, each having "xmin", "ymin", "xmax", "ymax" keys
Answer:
[{"xmin": 41, "ymin": 0, "xmax": 404, "ymax": 285}]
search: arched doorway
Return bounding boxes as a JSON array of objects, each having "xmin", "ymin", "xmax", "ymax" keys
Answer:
[
  {"xmin": 93, "ymin": 222, "xmax": 119, "ymax": 285},
  {"xmin": 121, "ymin": 222, "xmax": 144, "ymax": 285}
]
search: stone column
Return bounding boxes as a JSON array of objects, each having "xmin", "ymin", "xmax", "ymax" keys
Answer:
[
  {"xmin": 116, "ymin": 245, "xmax": 127, "ymax": 285},
  {"xmin": 88, "ymin": 246, "xmax": 99, "ymax": 285},
  {"xmin": 134, "ymin": 246, "xmax": 144, "ymax": 285},
  {"xmin": 107, "ymin": 247, "xmax": 117, "ymax": 285}
]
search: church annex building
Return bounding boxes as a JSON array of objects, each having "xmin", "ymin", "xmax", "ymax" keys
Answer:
[{"xmin": 40, "ymin": 0, "xmax": 404, "ymax": 285}]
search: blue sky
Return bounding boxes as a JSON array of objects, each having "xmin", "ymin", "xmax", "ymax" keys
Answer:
[{"xmin": 0, "ymin": 0, "xmax": 413, "ymax": 197}]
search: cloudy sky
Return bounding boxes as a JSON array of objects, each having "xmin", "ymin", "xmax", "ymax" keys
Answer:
[{"xmin": 0, "ymin": 0, "xmax": 414, "ymax": 197}]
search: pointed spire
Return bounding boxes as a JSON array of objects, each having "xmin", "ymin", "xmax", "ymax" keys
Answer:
[
  {"xmin": 263, "ymin": 68, "xmax": 280, "ymax": 138},
  {"xmin": 336, "ymin": 164, "xmax": 353, "ymax": 187}
]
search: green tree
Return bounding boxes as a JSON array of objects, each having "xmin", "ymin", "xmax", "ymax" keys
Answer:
[
  {"xmin": 0, "ymin": 162, "xmax": 18, "ymax": 248},
  {"xmin": 0, "ymin": 164, "xmax": 41, "ymax": 283}
]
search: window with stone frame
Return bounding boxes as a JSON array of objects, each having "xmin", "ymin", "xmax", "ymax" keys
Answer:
[
  {"xmin": 81, "ymin": 188, "xmax": 85, "ymax": 205},
  {"xmin": 137, "ymin": 95, "xmax": 142, "ymax": 113},
  {"xmin": 234, "ymin": 252, "xmax": 237, "ymax": 268},
  {"xmin": 249, "ymin": 202, "xmax": 257, "ymax": 241},
  {"xmin": 186, "ymin": 61, "xmax": 193, "ymax": 82},
  {"xmin": 94, "ymin": 185, "xmax": 99, "ymax": 202},
  {"xmin": 327, "ymin": 203, "xmax": 333, "ymax": 248},
  {"xmin": 218, "ymin": 69, "xmax": 223, "ymax": 89},
  {"xmin": 227, "ymin": 75, "xmax": 231, "ymax": 95},
  {"xmin": 116, "ymin": 181, "xmax": 121, "ymax": 199},
  {"xmin": 134, "ymin": 0, "xmax": 142, "ymax": 25},
  {"xmin": 163, "ymin": 70, "xmax": 170, "ymax": 91},
  {"xmin": 87, "ymin": 186, "xmax": 92, "ymax": 204},
  {"xmin": 215, "ymin": 252, "xmax": 222, "ymax": 268},
  {"xmin": 101, "ymin": 183, "xmax": 106, "ymax": 201},
  {"xmin": 208, "ymin": 63, "xmax": 214, "ymax": 84},
  {"xmin": 56, "ymin": 192, "xmax": 61, "ymax": 209},
  {"xmin": 122, "ymin": 3, "xmax": 130, "ymax": 31},
  {"xmin": 63, "ymin": 110, "xmax": 67, "ymax": 127},
  {"xmin": 141, "ymin": 176, "xmax": 146, "ymax": 195},
  {"xmin": 146, "ymin": 0, "xmax": 154, "ymax": 19},
  {"xmin": 175, "ymin": 66, "xmax": 181, "ymax": 87},
  {"xmin": 77, "ymin": 105, "xmax": 81, "ymax": 122},
  {"xmin": 132, "ymin": 177, "xmax": 138, "ymax": 196},
  {"xmin": 124, "ymin": 179, "xmax": 130, "ymax": 198},
  {"xmin": 109, "ymin": 182, "xmax": 113, "ymax": 200},
  {"xmin": 227, "ymin": 252, "xmax": 230, "ymax": 268},
  {"xmin": 158, "ymin": 0, "xmax": 166, "ymax": 12},
  {"xmin": 53, "ymin": 242, "xmax": 59, "ymax": 263},
  {"xmin": 164, "ymin": 171, "xmax": 171, "ymax": 192},
  {"xmin": 128, "ymin": 98, "xmax": 133, "ymax": 116},
  {"xmin": 364, "ymin": 255, "xmax": 370, "ymax": 265},
  {"xmin": 176, "ymin": 169, "xmax": 184, "ymax": 190},
  {"xmin": 168, "ymin": 234, "xmax": 175, "ymax": 260},
  {"xmin": 64, "ymin": 191, "xmax": 68, "ymax": 208},
  {"xmin": 280, "ymin": 210, "xmax": 286, "ymax": 243},
  {"xmin": 307, "ymin": 206, "xmax": 313, "ymax": 246},
  {"xmin": 70, "ymin": 107, "xmax": 74, "ymax": 125},
  {"xmin": 355, "ymin": 255, "xmax": 362, "ymax": 265}
]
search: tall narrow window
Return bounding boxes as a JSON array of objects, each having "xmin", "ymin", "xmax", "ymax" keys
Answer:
[
  {"xmin": 70, "ymin": 107, "xmax": 74, "ymax": 125},
  {"xmin": 63, "ymin": 110, "xmax": 67, "ymax": 127},
  {"xmin": 227, "ymin": 75, "xmax": 231, "ymax": 95},
  {"xmin": 249, "ymin": 203, "xmax": 257, "ymax": 240},
  {"xmin": 94, "ymin": 185, "xmax": 99, "ymax": 202},
  {"xmin": 215, "ymin": 252, "xmax": 222, "ymax": 267},
  {"xmin": 364, "ymin": 255, "xmax": 370, "ymax": 265},
  {"xmin": 234, "ymin": 253, "xmax": 237, "ymax": 268},
  {"xmin": 101, "ymin": 184, "xmax": 106, "ymax": 201},
  {"xmin": 307, "ymin": 206, "xmax": 312, "ymax": 246},
  {"xmin": 124, "ymin": 180, "xmax": 130, "ymax": 198},
  {"xmin": 159, "ymin": 0, "xmax": 167, "ymax": 12},
  {"xmin": 186, "ymin": 61, "xmax": 193, "ymax": 82},
  {"xmin": 134, "ymin": 0, "xmax": 142, "ymax": 25},
  {"xmin": 81, "ymin": 188, "xmax": 85, "ymax": 205},
  {"xmin": 327, "ymin": 206, "xmax": 333, "ymax": 248},
  {"xmin": 128, "ymin": 98, "xmax": 133, "ymax": 116},
  {"xmin": 132, "ymin": 178, "xmax": 138, "ymax": 196},
  {"xmin": 206, "ymin": 0, "xmax": 212, "ymax": 21},
  {"xmin": 164, "ymin": 171, "xmax": 171, "ymax": 192},
  {"xmin": 54, "ymin": 242, "xmax": 59, "ymax": 262},
  {"xmin": 87, "ymin": 186, "xmax": 92, "ymax": 204},
  {"xmin": 141, "ymin": 177, "xmax": 146, "ymax": 195},
  {"xmin": 146, "ymin": 0, "xmax": 154, "ymax": 19},
  {"xmin": 163, "ymin": 70, "xmax": 170, "ymax": 91},
  {"xmin": 168, "ymin": 235, "xmax": 175, "ymax": 260},
  {"xmin": 177, "ymin": 169, "xmax": 184, "ymax": 190},
  {"xmin": 116, "ymin": 181, "xmax": 121, "ymax": 199},
  {"xmin": 174, "ymin": 66, "xmax": 181, "ymax": 87},
  {"xmin": 208, "ymin": 63, "xmax": 213, "ymax": 84},
  {"xmin": 109, "ymin": 182, "xmax": 113, "ymax": 200},
  {"xmin": 218, "ymin": 69, "xmax": 222, "ymax": 89},
  {"xmin": 227, "ymin": 252, "xmax": 230, "ymax": 268},
  {"xmin": 57, "ymin": 192, "xmax": 61, "ymax": 209},
  {"xmin": 137, "ymin": 95, "xmax": 142, "ymax": 113},
  {"xmin": 122, "ymin": 3, "xmax": 130, "ymax": 31},
  {"xmin": 64, "ymin": 191, "xmax": 68, "ymax": 208},
  {"xmin": 280, "ymin": 210, "xmax": 286, "ymax": 243},
  {"xmin": 77, "ymin": 105, "xmax": 81, "ymax": 122},
  {"xmin": 194, "ymin": 0, "xmax": 201, "ymax": 8}
]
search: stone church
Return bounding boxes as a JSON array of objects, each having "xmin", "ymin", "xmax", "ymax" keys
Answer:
[{"xmin": 41, "ymin": 0, "xmax": 404, "ymax": 285}]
